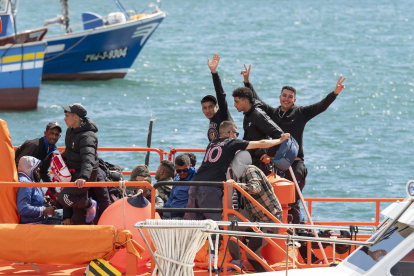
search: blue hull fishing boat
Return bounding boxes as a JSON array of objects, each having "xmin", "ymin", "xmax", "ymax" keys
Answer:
[
  {"xmin": 42, "ymin": 0, "xmax": 166, "ymax": 80},
  {"xmin": 0, "ymin": 1, "xmax": 46, "ymax": 110},
  {"xmin": 0, "ymin": 41, "xmax": 46, "ymax": 110}
]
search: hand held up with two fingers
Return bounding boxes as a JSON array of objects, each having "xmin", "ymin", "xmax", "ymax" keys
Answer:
[
  {"xmin": 334, "ymin": 76, "xmax": 346, "ymax": 94},
  {"xmin": 241, "ymin": 63, "xmax": 251, "ymax": 83}
]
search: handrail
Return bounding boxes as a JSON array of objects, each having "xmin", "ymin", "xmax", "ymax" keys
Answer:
[
  {"xmin": 14, "ymin": 146, "xmax": 167, "ymax": 176},
  {"xmin": 304, "ymin": 197, "xmax": 403, "ymax": 226},
  {"xmin": 167, "ymin": 148, "xmax": 206, "ymax": 162}
]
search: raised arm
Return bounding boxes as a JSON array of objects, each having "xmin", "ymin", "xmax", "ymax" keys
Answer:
[
  {"xmin": 301, "ymin": 76, "xmax": 346, "ymax": 121},
  {"xmin": 242, "ymin": 64, "xmax": 277, "ymax": 117},
  {"xmin": 246, "ymin": 133, "xmax": 290, "ymax": 150},
  {"xmin": 208, "ymin": 53, "xmax": 230, "ymax": 116}
]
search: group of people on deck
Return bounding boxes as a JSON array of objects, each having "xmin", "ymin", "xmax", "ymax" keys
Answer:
[{"xmin": 13, "ymin": 53, "xmax": 346, "ymax": 272}]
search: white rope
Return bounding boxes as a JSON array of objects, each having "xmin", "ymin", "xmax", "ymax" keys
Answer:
[
  {"xmin": 146, "ymin": 219, "xmax": 219, "ymax": 276},
  {"xmin": 120, "ymin": 180, "xmax": 127, "ymax": 229}
]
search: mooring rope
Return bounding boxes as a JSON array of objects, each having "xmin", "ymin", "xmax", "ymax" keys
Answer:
[{"xmin": 145, "ymin": 219, "xmax": 219, "ymax": 276}]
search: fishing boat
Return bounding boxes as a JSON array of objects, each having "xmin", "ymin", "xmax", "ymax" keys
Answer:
[
  {"xmin": 0, "ymin": 0, "xmax": 47, "ymax": 110},
  {"xmin": 0, "ymin": 117, "xmax": 409, "ymax": 275},
  {"xmin": 40, "ymin": 0, "xmax": 166, "ymax": 81}
]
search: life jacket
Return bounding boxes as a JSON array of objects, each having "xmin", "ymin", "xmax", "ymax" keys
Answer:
[{"xmin": 50, "ymin": 152, "xmax": 72, "ymax": 182}]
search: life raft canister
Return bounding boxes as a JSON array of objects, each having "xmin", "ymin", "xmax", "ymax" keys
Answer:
[{"xmin": 50, "ymin": 152, "xmax": 72, "ymax": 182}]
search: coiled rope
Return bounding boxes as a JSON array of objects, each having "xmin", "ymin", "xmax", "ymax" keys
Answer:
[{"xmin": 145, "ymin": 219, "xmax": 219, "ymax": 276}]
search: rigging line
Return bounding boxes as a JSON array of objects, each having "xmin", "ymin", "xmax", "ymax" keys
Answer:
[{"xmin": 44, "ymin": 29, "xmax": 94, "ymax": 63}]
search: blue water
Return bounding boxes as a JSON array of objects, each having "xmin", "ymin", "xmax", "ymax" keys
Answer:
[{"xmin": 2, "ymin": 0, "xmax": 414, "ymax": 222}]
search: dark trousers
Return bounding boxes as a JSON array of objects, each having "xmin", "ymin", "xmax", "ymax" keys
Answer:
[
  {"xmin": 89, "ymin": 187, "xmax": 111, "ymax": 224},
  {"xmin": 284, "ymin": 160, "xmax": 307, "ymax": 224},
  {"xmin": 58, "ymin": 169, "xmax": 98, "ymax": 225}
]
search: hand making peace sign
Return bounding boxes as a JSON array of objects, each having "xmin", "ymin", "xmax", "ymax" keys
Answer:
[
  {"xmin": 207, "ymin": 53, "xmax": 220, "ymax": 73},
  {"xmin": 241, "ymin": 63, "xmax": 251, "ymax": 83},
  {"xmin": 334, "ymin": 76, "xmax": 346, "ymax": 94}
]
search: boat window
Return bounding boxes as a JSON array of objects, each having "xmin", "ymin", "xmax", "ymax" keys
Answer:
[
  {"xmin": 346, "ymin": 222, "xmax": 413, "ymax": 273},
  {"xmin": 390, "ymin": 247, "xmax": 414, "ymax": 276},
  {"xmin": 0, "ymin": 0, "xmax": 7, "ymax": 12}
]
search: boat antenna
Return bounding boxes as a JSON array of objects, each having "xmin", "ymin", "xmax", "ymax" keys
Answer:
[
  {"xmin": 61, "ymin": 0, "xmax": 70, "ymax": 33},
  {"xmin": 144, "ymin": 117, "xmax": 156, "ymax": 166}
]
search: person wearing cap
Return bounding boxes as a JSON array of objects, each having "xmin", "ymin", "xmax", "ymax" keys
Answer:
[
  {"xmin": 57, "ymin": 103, "xmax": 99, "ymax": 224},
  {"xmin": 225, "ymin": 150, "xmax": 283, "ymax": 272},
  {"xmin": 241, "ymin": 66, "xmax": 346, "ymax": 224},
  {"xmin": 130, "ymin": 164, "xmax": 164, "ymax": 209},
  {"xmin": 202, "ymin": 53, "xmax": 233, "ymax": 142},
  {"xmin": 15, "ymin": 121, "xmax": 63, "ymax": 201},
  {"xmin": 162, "ymin": 154, "xmax": 197, "ymax": 219}
]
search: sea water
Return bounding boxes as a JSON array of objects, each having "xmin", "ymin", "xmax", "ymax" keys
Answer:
[{"xmin": 1, "ymin": 0, "xmax": 413, "ymax": 223}]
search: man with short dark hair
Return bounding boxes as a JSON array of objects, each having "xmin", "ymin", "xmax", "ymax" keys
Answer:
[
  {"xmin": 201, "ymin": 53, "xmax": 233, "ymax": 142},
  {"xmin": 185, "ymin": 121, "xmax": 289, "ymax": 221},
  {"xmin": 183, "ymin": 152, "xmax": 197, "ymax": 168},
  {"xmin": 154, "ymin": 160, "xmax": 175, "ymax": 203},
  {"xmin": 163, "ymin": 154, "xmax": 197, "ymax": 219},
  {"xmin": 242, "ymin": 65, "xmax": 346, "ymax": 224},
  {"xmin": 232, "ymin": 87, "xmax": 284, "ymax": 175},
  {"xmin": 57, "ymin": 103, "xmax": 98, "ymax": 225},
  {"xmin": 15, "ymin": 121, "xmax": 62, "ymax": 199}
]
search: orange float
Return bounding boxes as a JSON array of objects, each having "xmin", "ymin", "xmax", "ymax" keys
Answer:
[
  {"xmin": 98, "ymin": 194, "xmax": 160, "ymax": 271},
  {"xmin": 0, "ymin": 119, "xmax": 19, "ymax": 224}
]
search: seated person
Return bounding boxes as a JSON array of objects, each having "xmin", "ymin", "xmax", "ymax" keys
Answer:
[
  {"xmin": 225, "ymin": 151, "xmax": 283, "ymax": 273},
  {"xmin": 17, "ymin": 156, "xmax": 61, "ymax": 225},
  {"xmin": 163, "ymin": 154, "xmax": 197, "ymax": 219},
  {"xmin": 183, "ymin": 152, "xmax": 197, "ymax": 168},
  {"xmin": 154, "ymin": 160, "xmax": 175, "ymax": 203},
  {"xmin": 130, "ymin": 164, "xmax": 164, "ymax": 209}
]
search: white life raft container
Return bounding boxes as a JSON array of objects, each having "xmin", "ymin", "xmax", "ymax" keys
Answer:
[
  {"xmin": 107, "ymin": 12, "xmax": 126, "ymax": 25},
  {"xmin": 50, "ymin": 152, "xmax": 72, "ymax": 182}
]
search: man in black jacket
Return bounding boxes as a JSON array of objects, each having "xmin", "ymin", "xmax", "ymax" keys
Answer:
[
  {"xmin": 15, "ymin": 121, "xmax": 62, "ymax": 199},
  {"xmin": 57, "ymin": 103, "xmax": 98, "ymax": 225},
  {"xmin": 241, "ymin": 65, "xmax": 346, "ymax": 224},
  {"xmin": 232, "ymin": 87, "xmax": 284, "ymax": 175},
  {"xmin": 202, "ymin": 53, "xmax": 233, "ymax": 142}
]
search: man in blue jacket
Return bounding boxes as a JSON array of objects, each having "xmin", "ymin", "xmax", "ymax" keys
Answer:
[
  {"xmin": 17, "ymin": 156, "xmax": 60, "ymax": 224},
  {"xmin": 163, "ymin": 154, "xmax": 197, "ymax": 219}
]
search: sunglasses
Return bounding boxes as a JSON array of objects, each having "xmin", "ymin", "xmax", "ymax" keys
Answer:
[
  {"xmin": 176, "ymin": 168, "xmax": 189, "ymax": 173},
  {"xmin": 228, "ymin": 130, "xmax": 239, "ymax": 137}
]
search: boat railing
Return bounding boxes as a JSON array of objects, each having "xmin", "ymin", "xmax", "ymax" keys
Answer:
[{"xmin": 13, "ymin": 146, "xmax": 168, "ymax": 176}]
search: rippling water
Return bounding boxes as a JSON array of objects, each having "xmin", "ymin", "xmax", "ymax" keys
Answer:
[{"xmin": 2, "ymin": 0, "xmax": 414, "ymax": 222}]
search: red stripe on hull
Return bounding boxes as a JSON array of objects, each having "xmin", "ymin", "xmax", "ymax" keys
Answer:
[
  {"xmin": 42, "ymin": 72, "xmax": 127, "ymax": 81},
  {"xmin": 0, "ymin": 87, "xmax": 39, "ymax": 110}
]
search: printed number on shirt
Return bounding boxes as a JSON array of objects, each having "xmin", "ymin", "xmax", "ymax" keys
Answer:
[{"xmin": 204, "ymin": 146, "xmax": 222, "ymax": 163}]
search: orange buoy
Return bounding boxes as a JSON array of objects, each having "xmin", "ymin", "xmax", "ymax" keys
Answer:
[{"xmin": 98, "ymin": 194, "xmax": 160, "ymax": 271}]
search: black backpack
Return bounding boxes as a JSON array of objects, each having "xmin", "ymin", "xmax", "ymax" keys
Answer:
[
  {"xmin": 98, "ymin": 158, "xmax": 126, "ymax": 202},
  {"xmin": 98, "ymin": 157, "xmax": 124, "ymax": 182}
]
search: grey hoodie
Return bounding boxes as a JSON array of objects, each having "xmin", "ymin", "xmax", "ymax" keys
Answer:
[
  {"xmin": 18, "ymin": 156, "xmax": 41, "ymax": 182},
  {"xmin": 230, "ymin": 151, "xmax": 252, "ymax": 180}
]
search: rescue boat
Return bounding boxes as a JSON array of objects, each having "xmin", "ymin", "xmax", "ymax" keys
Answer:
[{"xmin": 0, "ymin": 119, "xmax": 408, "ymax": 276}]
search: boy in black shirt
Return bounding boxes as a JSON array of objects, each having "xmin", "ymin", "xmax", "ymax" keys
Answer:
[
  {"xmin": 185, "ymin": 121, "xmax": 289, "ymax": 221},
  {"xmin": 201, "ymin": 53, "xmax": 233, "ymax": 142},
  {"xmin": 241, "ymin": 64, "xmax": 346, "ymax": 224}
]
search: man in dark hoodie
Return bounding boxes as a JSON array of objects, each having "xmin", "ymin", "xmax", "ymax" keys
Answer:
[
  {"xmin": 15, "ymin": 121, "xmax": 62, "ymax": 200},
  {"xmin": 232, "ymin": 87, "xmax": 284, "ymax": 175},
  {"xmin": 241, "ymin": 65, "xmax": 346, "ymax": 224},
  {"xmin": 57, "ymin": 103, "xmax": 98, "ymax": 225},
  {"xmin": 201, "ymin": 53, "xmax": 233, "ymax": 142}
]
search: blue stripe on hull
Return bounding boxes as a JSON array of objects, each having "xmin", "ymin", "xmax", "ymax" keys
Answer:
[
  {"xmin": 43, "ymin": 16, "xmax": 164, "ymax": 76},
  {"xmin": 0, "ymin": 43, "xmax": 45, "ymax": 89}
]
